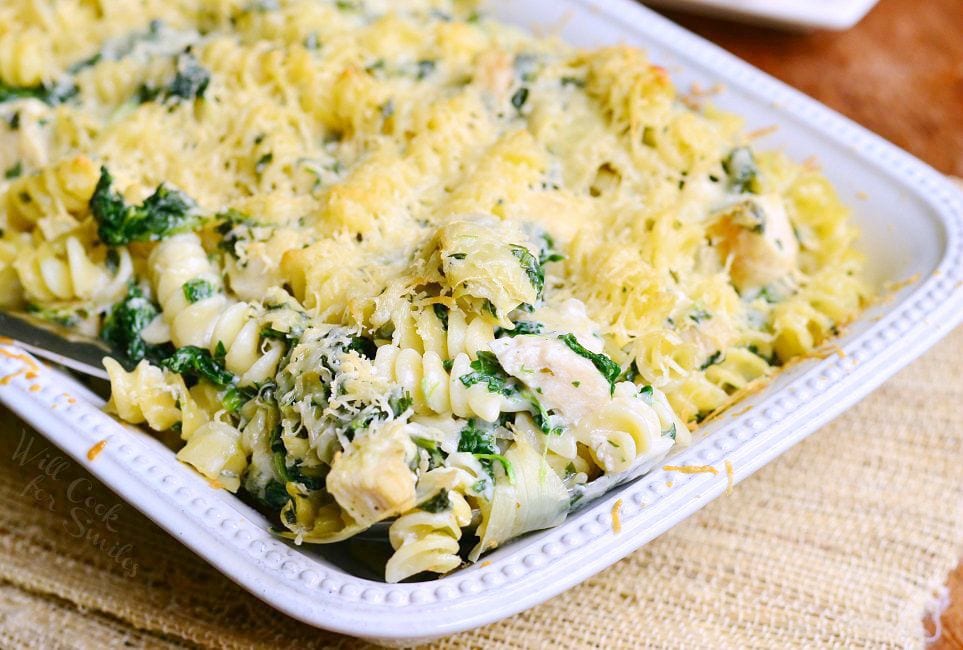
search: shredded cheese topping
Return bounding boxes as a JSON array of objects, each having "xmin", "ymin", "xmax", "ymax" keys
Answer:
[{"xmin": 0, "ymin": 0, "xmax": 870, "ymax": 583}]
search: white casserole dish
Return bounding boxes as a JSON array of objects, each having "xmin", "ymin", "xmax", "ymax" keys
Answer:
[
  {"xmin": 641, "ymin": 0, "xmax": 881, "ymax": 31},
  {"xmin": 0, "ymin": 0, "xmax": 960, "ymax": 644}
]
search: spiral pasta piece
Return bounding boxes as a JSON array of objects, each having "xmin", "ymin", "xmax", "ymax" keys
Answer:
[
  {"xmin": 703, "ymin": 347, "xmax": 771, "ymax": 392},
  {"xmin": 407, "ymin": 306, "xmax": 496, "ymax": 360},
  {"xmin": 0, "ymin": 238, "xmax": 23, "ymax": 308},
  {"xmin": 373, "ymin": 345, "xmax": 527, "ymax": 422},
  {"xmin": 385, "ymin": 489, "xmax": 472, "ymax": 583},
  {"xmin": 573, "ymin": 382, "xmax": 685, "ymax": 474},
  {"xmin": 149, "ymin": 233, "xmax": 228, "ymax": 347},
  {"xmin": 103, "ymin": 358, "xmax": 207, "ymax": 435},
  {"xmin": 14, "ymin": 235, "xmax": 132, "ymax": 307},
  {"xmin": 772, "ymin": 270, "xmax": 864, "ymax": 361},
  {"xmin": 149, "ymin": 233, "xmax": 285, "ymax": 384},
  {"xmin": 5, "ymin": 156, "xmax": 101, "ymax": 232},
  {"xmin": 0, "ymin": 28, "xmax": 56, "ymax": 87},
  {"xmin": 209, "ymin": 301, "xmax": 285, "ymax": 386}
]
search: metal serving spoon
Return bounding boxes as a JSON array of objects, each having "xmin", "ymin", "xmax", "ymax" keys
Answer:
[{"xmin": 0, "ymin": 310, "xmax": 112, "ymax": 379}]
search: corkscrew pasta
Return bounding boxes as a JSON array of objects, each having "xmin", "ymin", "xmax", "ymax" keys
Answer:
[{"xmin": 0, "ymin": 0, "xmax": 869, "ymax": 582}]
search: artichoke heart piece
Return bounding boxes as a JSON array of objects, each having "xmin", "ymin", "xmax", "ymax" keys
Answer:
[
  {"xmin": 470, "ymin": 438, "xmax": 569, "ymax": 561},
  {"xmin": 326, "ymin": 420, "xmax": 418, "ymax": 529},
  {"xmin": 436, "ymin": 215, "xmax": 540, "ymax": 325}
]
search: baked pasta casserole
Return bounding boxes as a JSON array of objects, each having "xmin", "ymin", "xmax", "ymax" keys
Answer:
[{"xmin": 0, "ymin": 0, "xmax": 868, "ymax": 581}]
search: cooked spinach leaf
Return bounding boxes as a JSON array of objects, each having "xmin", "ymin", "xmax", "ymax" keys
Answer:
[
  {"xmin": 496, "ymin": 320, "xmax": 543, "ymax": 337},
  {"xmin": 182, "ymin": 278, "xmax": 215, "ymax": 303},
  {"xmin": 558, "ymin": 333, "xmax": 621, "ymax": 393},
  {"xmin": 511, "ymin": 244, "xmax": 543, "ymax": 298},
  {"xmin": 459, "ymin": 351, "xmax": 515, "ymax": 397},
  {"xmin": 419, "ymin": 489, "xmax": 451, "ymax": 513},
  {"xmin": 722, "ymin": 147, "xmax": 758, "ymax": 194},
  {"xmin": 90, "ymin": 167, "xmax": 201, "ymax": 246},
  {"xmin": 162, "ymin": 345, "xmax": 235, "ymax": 386},
  {"xmin": 101, "ymin": 285, "xmax": 172, "ymax": 367}
]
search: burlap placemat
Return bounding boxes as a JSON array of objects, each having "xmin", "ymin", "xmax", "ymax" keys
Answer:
[{"xmin": 0, "ymin": 321, "xmax": 960, "ymax": 649}]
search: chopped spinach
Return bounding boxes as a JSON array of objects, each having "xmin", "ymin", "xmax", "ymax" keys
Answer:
[
  {"xmin": 560, "ymin": 76, "xmax": 585, "ymax": 88},
  {"xmin": 220, "ymin": 385, "xmax": 251, "ymax": 414},
  {"xmin": 137, "ymin": 52, "xmax": 210, "ymax": 104},
  {"xmin": 519, "ymin": 387, "xmax": 562, "ymax": 435},
  {"xmin": 495, "ymin": 320, "xmax": 543, "ymax": 338},
  {"xmin": 26, "ymin": 303, "xmax": 85, "ymax": 328},
  {"xmin": 162, "ymin": 345, "xmax": 235, "ymax": 387},
  {"xmin": 511, "ymin": 87, "xmax": 529, "ymax": 112},
  {"xmin": 510, "ymin": 244, "xmax": 543, "ymax": 298},
  {"xmin": 620, "ymin": 360, "xmax": 640, "ymax": 383},
  {"xmin": 100, "ymin": 284, "xmax": 172, "ymax": 367},
  {"xmin": 260, "ymin": 480, "xmax": 290, "ymax": 511},
  {"xmin": 458, "ymin": 418, "xmax": 496, "ymax": 455},
  {"xmin": 473, "ymin": 453, "xmax": 515, "ymax": 483},
  {"xmin": 346, "ymin": 335, "xmax": 377, "ymax": 359},
  {"xmin": 269, "ymin": 427, "xmax": 324, "ymax": 490},
  {"xmin": 458, "ymin": 420, "xmax": 515, "ymax": 481},
  {"xmin": 260, "ymin": 327, "xmax": 302, "ymax": 344},
  {"xmin": 459, "ymin": 351, "xmax": 515, "ymax": 397},
  {"xmin": 558, "ymin": 333, "xmax": 621, "ymax": 393},
  {"xmin": 748, "ymin": 344, "xmax": 778, "ymax": 366},
  {"xmin": 413, "ymin": 436, "xmax": 446, "ymax": 470},
  {"xmin": 722, "ymin": 147, "xmax": 758, "ymax": 194},
  {"xmin": 699, "ymin": 350, "xmax": 724, "ymax": 371},
  {"xmin": 182, "ymin": 278, "xmax": 215, "ymax": 303},
  {"xmin": 255, "ymin": 152, "xmax": 273, "ymax": 175},
  {"xmin": 167, "ymin": 52, "xmax": 211, "ymax": 101},
  {"xmin": 389, "ymin": 390, "xmax": 413, "ymax": 416},
  {"xmin": 538, "ymin": 232, "xmax": 564, "ymax": 265},
  {"xmin": 432, "ymin": 303, "xmax": 449, "ymax": 330},
  {"xmin": 419, "ymin": 489, "xmax": 451, "ymax": 513},
  {"xmin": 4, "ymin": 161, "xmax": 22, "ymax": 179},
  {"xmin": 416, "ymin": 59, "xmax": 436, "ymax": 80},
  {"xmin": 0, "ymin": 79, "xmax": 77, "ymax": 106},
  {"xmin": 90, "ymin": 167, "xmax": 201, "ymax": 246},
  {"xmin": 688, "ymin": 307, "xmax": 712, "ymax": 324}
]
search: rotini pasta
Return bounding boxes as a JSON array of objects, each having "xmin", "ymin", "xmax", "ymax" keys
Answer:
[
  {"xmin": 373, "ymin": 346, "xmax": 528, "ymax": 422},
  {"xmin": 5, "ymin": 155, "xmax": 100, "ymax": 231},
  {"xmin": 386, "ymin": 488, "xmax": 472, "ymax": 583},
  {"xmin": 14, "ymin": 233, "xmax": 132, "ymax": 307},
  {"xmin": 1, "ymin": 0, "xmax": 869, "ymax": 582},
  {"xmin": 103, "ymin": 358, "xmax": 207, "ymax": 435}
]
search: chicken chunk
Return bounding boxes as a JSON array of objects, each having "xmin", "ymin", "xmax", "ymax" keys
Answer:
[
  {"xmin": 326, "ymin": 420, "xmax": 417, "ymax": 527},
  {"xmin": 710, "ymin": 194, "xmax": 799, "ymax": 292},
  {"xmin": 490, "ymin": 335, "xmax": 610, "ymax": 422}
]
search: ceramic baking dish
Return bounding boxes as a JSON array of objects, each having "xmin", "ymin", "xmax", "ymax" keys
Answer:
[
  {"xmin": 641, "ymin": 0, "xmax": 881, "ymax": 31},
  {"xmin": 1, "ymin": 0, "xmax": 960, "ymax": 644}
]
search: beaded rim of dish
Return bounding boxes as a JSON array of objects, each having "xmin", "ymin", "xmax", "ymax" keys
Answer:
[{"xmin": 0, "ymin": 0, "xmax": 960, "ymax": 640}]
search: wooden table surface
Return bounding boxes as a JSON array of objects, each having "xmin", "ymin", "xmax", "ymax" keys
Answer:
[{"xmin": 649, "ymin": 0, "xmax": 963, "ymax": 645}]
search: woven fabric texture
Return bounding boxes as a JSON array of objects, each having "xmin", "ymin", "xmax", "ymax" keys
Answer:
[{"xmin": 0, "ymin": 324, "xmax": 960, "ymax": 649}]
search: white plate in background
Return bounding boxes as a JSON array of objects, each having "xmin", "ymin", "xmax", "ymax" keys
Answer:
[
  {"xmin": 0, "ymin": 0, "xmax": 960, "ymax": 644},
  {"xmin": 643, "ymin": 0, "xmax": 881, "ymax": 30}
]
